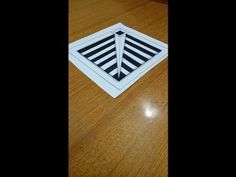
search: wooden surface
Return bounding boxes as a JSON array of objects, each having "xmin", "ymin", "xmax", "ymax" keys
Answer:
[{"xmin": 69, "ymin": 0, "xmax": 168, "ymax": 177}]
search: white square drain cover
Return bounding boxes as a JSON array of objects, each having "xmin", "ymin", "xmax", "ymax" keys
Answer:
[{"xmin": 69, "ymin": 23, "xmax": 168, "ymax": 98}]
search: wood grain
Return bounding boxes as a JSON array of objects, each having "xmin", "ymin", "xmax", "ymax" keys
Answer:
[{"xmin": 69, "ymin": 0, "xmax": 168, "ymax": 177}]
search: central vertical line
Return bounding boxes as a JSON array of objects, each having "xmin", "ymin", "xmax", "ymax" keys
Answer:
[{"xmin": 115, "ymin": 32, "xmax": 126, "ymax": 78}]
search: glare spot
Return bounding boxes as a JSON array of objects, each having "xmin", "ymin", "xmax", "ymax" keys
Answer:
[
  {"xmin": 143, "ymin": 103, "xmax": 159, "ymax": 119},
  {"xmin": 145, "ymin": 107, "xmax": 154, "ymax": 118}
]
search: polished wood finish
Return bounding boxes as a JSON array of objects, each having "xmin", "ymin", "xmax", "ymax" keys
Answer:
[{"xmin": 69, "ymin": 0, "xmax": 168, "ymax": 176}]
